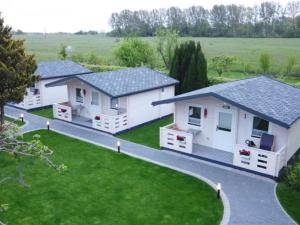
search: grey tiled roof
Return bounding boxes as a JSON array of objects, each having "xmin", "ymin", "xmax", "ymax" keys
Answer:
[
  {"xmin": 76, "ymin": 67, "xmax": 178, "ymax": 97},
  {"xmin": 153, "ymin": 76, "xmax": 300, "ymax": 128},
  {"xmin": 34, "ymin": 60, "xmax": 91, "ymax": 79}
]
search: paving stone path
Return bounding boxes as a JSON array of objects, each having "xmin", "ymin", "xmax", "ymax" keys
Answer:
[{"xmin": 5, "ymin": 106, "xmax": 297, "ymax": 225}]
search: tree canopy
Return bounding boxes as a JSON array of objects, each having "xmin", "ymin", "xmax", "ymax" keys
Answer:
[
  {"xmin": 170, "ymin": 41, "xmax": 208, "ymax": 94},
  {"xmin": 0, "ymin": 14, "xmax": 37, "ymax": 127},
  {"xmin": 109, "ymin": 1, "xmax": 300, "ymax": 38},
  {"xmin": 114, "ymin": 37, "xmax": 155, "ymax": 67}
]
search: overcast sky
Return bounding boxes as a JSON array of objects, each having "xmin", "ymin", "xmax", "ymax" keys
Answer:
[{"xmin": 1, "ymin": 0, "xmax": 291, "ymax": 32}]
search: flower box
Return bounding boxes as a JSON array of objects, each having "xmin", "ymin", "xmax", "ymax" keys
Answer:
[{"xmin": 239, "ymin": 149, "xmax": 251, "ymax": 156}]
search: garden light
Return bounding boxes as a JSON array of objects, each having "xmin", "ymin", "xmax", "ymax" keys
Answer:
[
  {"xmin": 217, "ymin": 183, "xmax": 221, "ymax": 199},
  {"xmin": 117, "ymin": 141, "xmax": 121, "ymax": 153}
]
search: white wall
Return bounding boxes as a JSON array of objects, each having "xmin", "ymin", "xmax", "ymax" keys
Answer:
[
  {"xmin": 286, "ymin": 118, "xmax": 300, "ymax": 161},
  {"xmin": 174, "ymin": 96, "xmax": 288, "ymax": 153},
  {"xmin": 68, "ymin": 79, "xmax": 103, "ymax": 118},
  {"xmin": 40, "ymin": 79, "xmax": 69, "ymax": 107},
  {"xmin": 127, "ymin": 86, "xmax": 174, "ymax": 128},
  {"xmin": 236, "ymin": 110, "xmax": 288, "ymax": 151}
]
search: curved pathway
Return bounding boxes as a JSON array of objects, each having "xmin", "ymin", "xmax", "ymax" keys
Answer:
[{"xmin": 5, "ymin": 106, "xmax": 297, "ymax": 225}]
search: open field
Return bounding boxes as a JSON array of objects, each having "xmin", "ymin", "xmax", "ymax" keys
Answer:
[
  {"xmin": 0, "ymin": 130, "xmax": 223, "ymax": 225},
  {"xmin": 15, "ymin": 34, "xmax": 300, "ymax": 74}
]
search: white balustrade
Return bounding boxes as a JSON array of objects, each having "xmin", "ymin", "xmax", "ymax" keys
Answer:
[
  {"xmin": 233, "ymin": 144, "xmax": 287, "ymax": 177},
  {"xmin": 160, "ymin": 123, "xmax": 193, "ymax": 153}
]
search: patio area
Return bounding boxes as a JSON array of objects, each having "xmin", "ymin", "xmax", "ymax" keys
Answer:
[
  {"xmin": 72, "ymin": 115, "xmax": 93, "ymax": 128},
  {"xmin": 192, "ymin": 144, "xmax": 234, "ymax": 165}
]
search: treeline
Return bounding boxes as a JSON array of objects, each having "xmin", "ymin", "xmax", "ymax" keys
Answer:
[{"xmin": 109, "ymin": 1, "xmax": 300, "ymax": 37}]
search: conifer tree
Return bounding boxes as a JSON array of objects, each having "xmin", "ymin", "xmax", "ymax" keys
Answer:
[
  {"xmin": 170, "ymin": 40, "xmax": 207, "ymax": 94},
  {"xmin": 0, "ymin": 14, "xmax": 37, "ymax": 128}
]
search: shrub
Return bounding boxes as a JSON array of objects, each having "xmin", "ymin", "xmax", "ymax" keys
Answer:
[
  {"xmin": 283, "ymin": 56, "xmax": 296, "ymax": 76},
  {"xmin": 211, "ymin": 56, "xmax": 236, "ymax": 76},
  {"xmin": 282, "ymin": 156, "xmax": 300, "ymax": 191},
  {"xmin": 114, "ymin": 37, "xmax": 155, "ymax": 67},
  {"xmin": 259, "ymin": 52, "xmax": 271, "ymax": 73},
  {"xmin": 84, "ymin": 64, "xmax": 127, "ymax": 72}
]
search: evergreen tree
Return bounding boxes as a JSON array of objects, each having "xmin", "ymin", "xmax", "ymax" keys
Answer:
[
  {"xmin": 170, "ymin": 41, "xmax": 207, "ymax": 94},
  {"xmin": 0, "ymin": 14, "xmax": 37, "ymax": 128}
]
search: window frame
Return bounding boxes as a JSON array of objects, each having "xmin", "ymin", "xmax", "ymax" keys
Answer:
[
  {"xmin": 251, "ymin": 116, "xmax": 269, "ymax": 138},
  {"xmin": 75, "ymin": 88, "xmax": 83, "ymax": 103},
  {"xmin": 187, "ymin": 105, "xmax": 202, "ymax": 127},
  {"xmin": 91, "ymin": 91, "xmax": 99, "ymax": 106},
  {"xmin": 110, "ymin": 97, "xmax": 119, "ymax": 109}
]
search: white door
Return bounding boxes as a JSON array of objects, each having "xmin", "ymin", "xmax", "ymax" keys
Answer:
[
  {"xmin": 90, "ymin": 91, "xmax": 101, "ymax": 116},
  {"xmin": 213, "ymin": 108, "xmax": 236, "ymax": 152}
]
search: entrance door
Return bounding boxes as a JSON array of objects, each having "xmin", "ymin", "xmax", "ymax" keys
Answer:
[
  {"xmin": 90, "ymin": 91, "xmax": 101, "ymax": 116},
  {"xmin": 213, "ymin": 108, "xmax": 236, "ymax": 152}
]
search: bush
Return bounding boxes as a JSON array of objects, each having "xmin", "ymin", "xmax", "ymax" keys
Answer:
[
  {"xmin": 83, "ymin": 64, "xmax": 127, "ymax": 72},
  {"xmin": 259, "ymin": 52, "xmax": 271, "ymax": 73},
  {"xmin": 282, "ymin": 156, "xmax": 300, "ymax": 191},
  {"xmin": 114, "ymin": 37, "xmax": 155, "ymax": 67},
  {"xmin": 283, "ymin": 56, "xmax": 296, "ymax": 76}
]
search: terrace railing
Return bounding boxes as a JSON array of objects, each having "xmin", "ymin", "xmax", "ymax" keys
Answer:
[
  {"xmin": 233, "ymin": 144, "xmax": 287, "ymax": 177},
  {"xmin": 53, "ymin": 103, "xmax": 72, "ymax": 122},
  {"xmin": 160, "ymin": 123, "xmax": 193, "ymax": 153},
  {"xmin": 93, "ymin": 113, "xmax": 128, "ymax": 134}
]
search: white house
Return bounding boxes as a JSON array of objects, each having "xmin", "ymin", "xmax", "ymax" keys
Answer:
[
  {"xmin": 14, "ymin": 60, "xmax": 91, "ymax": 110},
  {"xmin": 153, "ymin": 76, "xmax": 300, "ymax": 177},
  {"xmin": 46, "ymin": 67, "xmax": 178, "ymax": 134}
]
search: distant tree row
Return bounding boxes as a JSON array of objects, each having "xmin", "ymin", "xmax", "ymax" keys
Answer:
[{"xmin": 108, "ymin": 1, "xmax": 300, "ymax": 37}]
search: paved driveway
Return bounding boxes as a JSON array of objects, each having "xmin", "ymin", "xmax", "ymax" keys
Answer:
[{"xmin": 5, "ymin": 106, "xmax": 297, "ymax": 225}]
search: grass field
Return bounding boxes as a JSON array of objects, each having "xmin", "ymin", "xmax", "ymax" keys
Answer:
[
  {"xmin": 117, "ymin": 116, "xmax": 173, "ymax": 149},
  {"xmin": 276, "ymin": 183, "xmax": 300, "ymax": 224},
  {"xmin": 30, "ymin": 107, "xmax": 53, "ymax": 119},
  {"xmin": 14, "ymin": 34, "xmax": 300, "ymax": 74},
  {"xmin": 0, "ymin": 130, "xmax": 223, "ymax": 225},
  {"xmin": 4, "ymin": 116, "xmax": 25, "ymax": 126}
]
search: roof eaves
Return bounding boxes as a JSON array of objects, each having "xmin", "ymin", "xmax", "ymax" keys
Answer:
[
  {"xmin": 152, "ymin": 91, "xmax": 290, "ymax": 128},
  {"xmin": 114, "ymin": 82, "xmax": 179, "ymax": 98}
]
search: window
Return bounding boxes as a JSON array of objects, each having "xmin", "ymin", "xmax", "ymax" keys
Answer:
[
  {"xmin": 76, "ymin": 88, "xmax": 83, "ymax": 103},
  {"xmin": 217, "ymin": 112, "xmax": 232, "ymax": 132},
  {"xmin": 252, "ymin": 116, "xmax": 269, "ymax": 137},
  {"xmin": 188, "ymin": 106, "xmax": 201, "ymax": 126},
  {"xmin": 91, "ymin": 91, "xmax": 99, "ymax": 106},
  {"xmin": 161, "ymin": 87, "xmax": 165, "ymax": 93},
  {"xmin": 111, "ymin": 98, "xmax": 119, "ymax": 109}
]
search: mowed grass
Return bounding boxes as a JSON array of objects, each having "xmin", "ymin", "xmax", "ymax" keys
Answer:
[
  {"xmin": 0, "ymin": 130, "xmax": 223, "ymax": 225},
  {"xmin": 14, "ymin": 34, "xmax": 300, "ymax": 73},
  {"xmin": 117, "ymin": 116, "xmax": 173, "ymax": 149},
  {"xmin": 4, "ymin": 116, "xmax": 25, "ymax": 126},
  {"xmin": 276, "ymin": 183, "xmax": 300, "ymax": 224},
  {"xmin": 30, "ymin": 107, "xmax": 53, "ymax": 119}
]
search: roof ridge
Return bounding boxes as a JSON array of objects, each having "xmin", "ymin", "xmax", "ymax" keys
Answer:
[{"xmin": 258, "ymin": 74, "xmax": 300, "ymax": 90}]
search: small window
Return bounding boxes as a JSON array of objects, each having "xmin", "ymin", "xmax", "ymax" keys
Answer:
[
  {"xmin": 188, "ymin": 106, "xmax": 201, "ymax": 126},
  {"xmin": 91, "ymin": 91, "xmax": 99, "ymax": 106},
  {"xmin": 111, "ymin": 98, "xmax": 119, "ymax": 109},
  {"xmin": 76, "ymin": 88, "xmax": 83, "ymax": 103},
  {"xmin": 252, "ymin": 116, "xmax": 269, "ymax": 137},
  {"xmin": 161, "ymin": 87, "xmax": 165, "ymax": 93}
]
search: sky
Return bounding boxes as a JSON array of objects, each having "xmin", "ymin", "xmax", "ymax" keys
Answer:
[{"xmin": 1, "ymin": 0, "xmax": 291, "ymax": 33}]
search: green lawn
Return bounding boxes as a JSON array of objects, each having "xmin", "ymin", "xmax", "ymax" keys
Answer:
[
  {"xmin": 30, "ymin": 107, "xmax": 53, "ymax": 119},
  {"xmin": 0, "ymin": 130, "xmax": 223, "ymax": 225},
  {"xmin": 117, "ymin": 116, "xmax": 173, "ymax": 149},
  {"xmin": 276, "ymin": 183, "xmax": 300, "ymax": 224},
  {"xmin": 4, "ymin": 116, "xmax": 25, "ymax": 126}
]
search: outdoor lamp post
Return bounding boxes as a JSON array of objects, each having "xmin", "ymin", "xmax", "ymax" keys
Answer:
[
  {"xmin": 217, "ymin": 183, "xmax": 221, "ymax": 199},
  {"xmin": 117, "ymin": 141, "xmax": 121, "ymax": 153},
  {"xmin": 20, "ymin": 113, "xmax": 24, "ymax": 123},
  {"xmin": 46, "ymin": 121, "xmax": 50, "ymax": 131}
]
